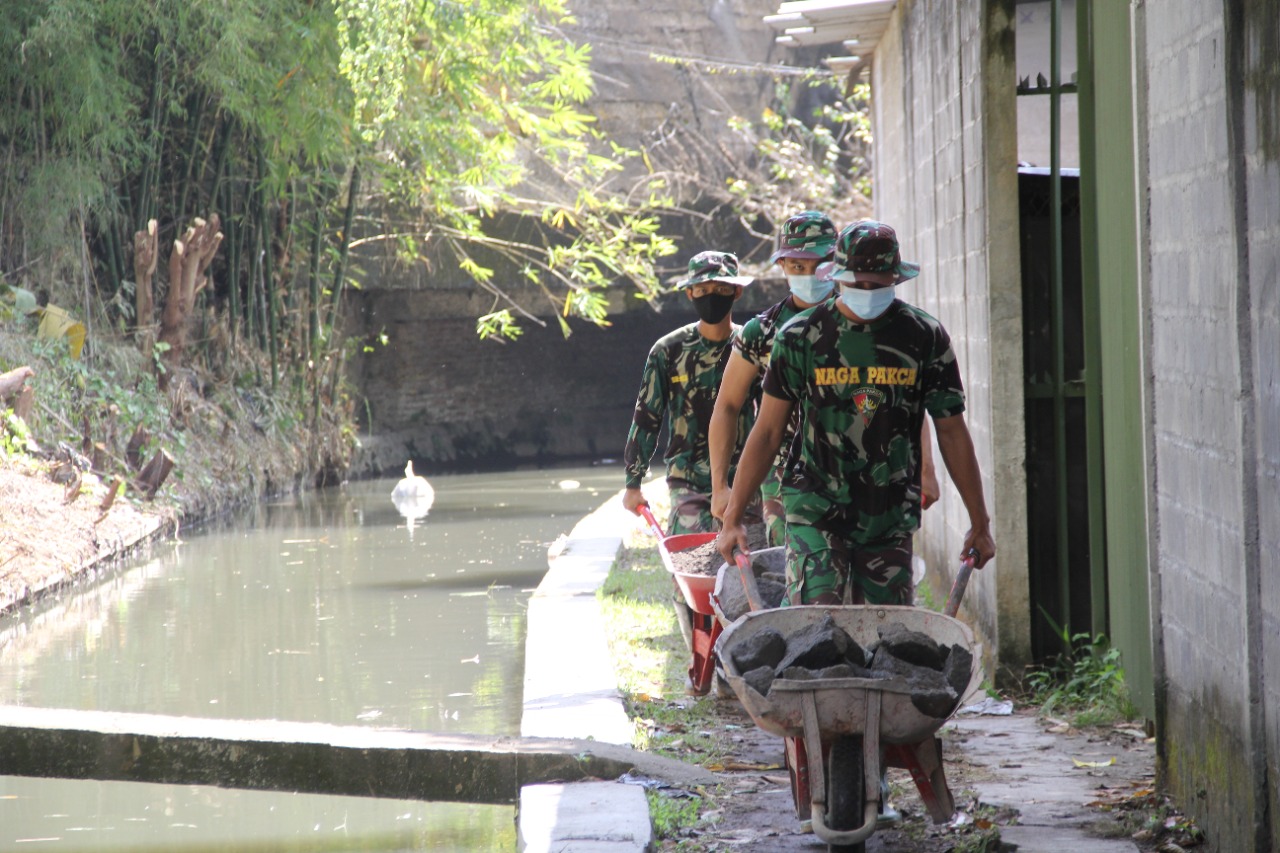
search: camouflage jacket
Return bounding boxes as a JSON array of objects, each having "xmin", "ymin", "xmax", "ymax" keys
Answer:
[
  {"xmin": 734, "ymin": 296, "xmax": 820, "ymax": 471},
  {"xmin": 624, "ymin": 322, "xmax": 752, "ymax": 491},
  {"xmin": 763, "ymin": 299, "xmax": 965, "ymax": 542}
]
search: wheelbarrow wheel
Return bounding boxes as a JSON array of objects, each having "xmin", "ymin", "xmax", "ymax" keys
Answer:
[{"xmin": 826, "ymin": 735, "xmax": 866, "ymax": 853}]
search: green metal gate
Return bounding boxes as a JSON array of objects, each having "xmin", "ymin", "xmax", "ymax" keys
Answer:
[{"xmin": 1013, "ymin": 0, "xmax": 1153, "ymax": 717}]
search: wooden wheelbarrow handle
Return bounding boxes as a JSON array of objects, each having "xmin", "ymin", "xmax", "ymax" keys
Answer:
[
  {"xmin": 733, "ymin": 551, "xmax": 767, "ymax": 613},
  {"xmin": 943, "ymin": 551, "xmax": 979, "ymax": 618}
]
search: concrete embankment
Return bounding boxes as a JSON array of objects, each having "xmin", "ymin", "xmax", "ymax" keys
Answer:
[{"xmin": 519, "ymin": 489, "xmax": 705, "ymax": 852}]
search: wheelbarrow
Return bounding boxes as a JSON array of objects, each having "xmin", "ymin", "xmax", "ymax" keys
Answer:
[
  {"xmin": 638, "ymin": 506, "xmax": 763, "ymax": 695},
  {"xmin": 715, "ymin": 556, "xmax": 981, "ymax": 852}
]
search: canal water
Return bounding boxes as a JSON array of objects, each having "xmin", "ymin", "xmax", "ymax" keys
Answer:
[{"xmin": 0, "ymin": 462, "xmax": 621, "ymax": 851}]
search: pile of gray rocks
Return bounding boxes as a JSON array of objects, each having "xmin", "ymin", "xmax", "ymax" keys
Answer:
[{"xmin": 727, "ymin": 614, "xmax": 973, "ymax": 719}]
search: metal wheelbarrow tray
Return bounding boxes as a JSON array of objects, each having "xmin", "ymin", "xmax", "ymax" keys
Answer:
[{"xmin": 715, "ymin": 604, "xmax": 983, "ymax": 850}]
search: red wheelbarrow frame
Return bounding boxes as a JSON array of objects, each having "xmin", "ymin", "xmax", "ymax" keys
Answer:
[{"xmin": 638, "ymin": 505, "xmax": 736, "ymax": 695}]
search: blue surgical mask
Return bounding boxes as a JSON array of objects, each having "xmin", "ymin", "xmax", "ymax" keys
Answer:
[
  {"xmin": 787, "ymin": 274, "xmax": 834, "ymax": 304},
  {"xmin": 839, "ymin": 285, "xmax": 896, "ymax": 320}
]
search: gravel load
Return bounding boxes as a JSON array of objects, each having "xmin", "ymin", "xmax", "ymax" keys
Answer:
[
  {"xmin": 715, "ymin": 546, "xmax": 788, "ymax": 621},
  {"xmin": 666, "ymin": 524, "xmax": 768, "ymax": 575},
  {"xmin": 728, "ymin": 614, "xmax": 973, "ymax": 719}
]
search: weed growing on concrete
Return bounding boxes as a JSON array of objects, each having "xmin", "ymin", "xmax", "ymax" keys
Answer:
[
  {"xmin": 950, "ymin": 827, "xmax": 1011, "ymax": 852},
  {"xmin": 599, "ymin": 544, "xmax": 686, "ymax": 703},
  {"xmin": 645, "ymin": 789, "xmax": 702, "ymax": 842},
  {"xmin": 915, "ymin": 575, "xmax": 941, "ymax": 610},
  {"xmin": 1025, "ymin": 618, "xmax": 1138, "ymax": 726},
  {"xmin": 599, "ymin": 535, "xmax": 717, "ymax": 842}
]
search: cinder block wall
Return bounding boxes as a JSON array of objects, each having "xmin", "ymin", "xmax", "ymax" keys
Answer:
[
  {"xmin": 871, "ymin": 0, "xmax": 1030, "ymax": 682},
  {"xmin": 1139, "ymin": 1, "xmax": 1279, "ymax": 849}
]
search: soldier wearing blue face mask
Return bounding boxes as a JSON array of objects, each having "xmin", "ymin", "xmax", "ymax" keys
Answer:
[
  {"xmin": 710, "ymin": 214, "xmax": 941, "ymax": 548},
  {"xmin": 708, "ymin": 211, "xmax": 837, "ymax": 546},
  {"xmin": 717, "ymin": 219, "xmax": 996, "ymax": 606}
]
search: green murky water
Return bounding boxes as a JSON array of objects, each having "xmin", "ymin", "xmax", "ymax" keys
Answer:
[{"xmin": 0, "ymin": 463, "xmax": 620, "ymax": 851}]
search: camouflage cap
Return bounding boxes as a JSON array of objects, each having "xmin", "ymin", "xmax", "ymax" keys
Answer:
[
  {"xmin": 769, "ymin": 210, "xmax": 838, "ymax": 263},
  {"xmin": 676, "ymin": 251, "xmax": 754, "ymax": 290},
  {"xmin": 824, "ymin": 220, "xmax": 920, "ymax": 285}
]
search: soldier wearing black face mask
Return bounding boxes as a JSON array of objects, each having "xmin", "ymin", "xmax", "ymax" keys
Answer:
[
  {"xmin": 621, "ymin": 251, "xmax": 758, "ymax": 692},
  {"xmin": 623, "ymin": 251, "xmax": 755, "ymax": 534}
]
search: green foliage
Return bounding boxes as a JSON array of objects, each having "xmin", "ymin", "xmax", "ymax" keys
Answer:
[
  {"xmin": 331, "ymin": 0, "xmax": 678, "ymax": 332},
  {"xmin": 24, "ymin": 336, "xmax": 176, "ymax": 467},
  {"xmin": 599, "ymin": 544, "xmax": 686, "ymax": 699},
  {"xmin": 724, "ymin": 77, "xmax": 874, "ymax": 233},
  {"xmin": 0, "ymin": 0, "xmax": 678, "ymax": 385},
  {"xmin": 915, "ymin": 575, "xmax": 941, "ymax": 611},
  {"xmin": 149, "ymin": 341, "xmax": 171, "ymax": 377},
  {"xmin": 1, "ymin": 409, "xmax": 36, "ymax": 460},
  {"xmin": 950, "ymin": 825, "xmax": 1008, "ymax": 853},
  {"xmin": 476, "ymin": 311, "xmax": 525, "ymax": 342},
  {"xmin": 629, "ymin": 694, "xmax": 731, "ymax": 765},
  {"xmin": 646, "ymin": 788, "xmax": 703, "ymax": 841},
  {"xmin": 1025, "ymin": 616, "xmax": 1138, "ymax": 726}
]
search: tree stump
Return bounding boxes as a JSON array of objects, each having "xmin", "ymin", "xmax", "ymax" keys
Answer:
[
  {"xmin": 133, "ymin": 219, "xmax": 159, "ymax": 344},
  {"xmin": 158, "ymin": 214, "xmax": 223, "ymax": 382},
  {"xmin": 0, "ymin": 365, "xmax": 34, "ymax": 403},
  {"xmin": 125, "ymin": 424, "xmax": 150, "ymax": 471},
  {"xmin": 97, "ymin": 477, "xmax": 123, "ymax": 523},
  {"xmin": 137, "ymin": 449, "xmax": 175, "ymax": 499}
]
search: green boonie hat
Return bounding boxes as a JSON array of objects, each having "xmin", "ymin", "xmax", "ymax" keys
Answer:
[
  {"xmin": 769, "ymin": 210, "xmax": 837, "ymax": 263},
  {"xmin": 825, "ymin": 220, "xmax": 920, "ymax": 285},
  {"xmin": 676, "ymin": 251, "xmax": 754, "ymax": 290}
]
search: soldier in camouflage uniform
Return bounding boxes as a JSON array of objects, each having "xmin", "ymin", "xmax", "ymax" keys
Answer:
[
  {"xmin": 711, "ymin": 213, "xmax": 941, "ymax": 549},
  {"xmin": 623, "ymin": 250, "xmax": 755, "ymax": 535},
  {"xmin": 716, "ymin": 221, "xmax": 995, "ymax": 607},
  {"xmin": 709, "ymin": 211, "xmax": 839, "ymax": 547}
]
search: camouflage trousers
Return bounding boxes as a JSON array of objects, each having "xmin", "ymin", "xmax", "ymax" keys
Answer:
[
  {"xmin": 667, "ymin": 485, "xmax": 719, "ymax": 535},
  {"xmin": 781, "ymin": 526, "xmax": 913, "ymax": 606}
]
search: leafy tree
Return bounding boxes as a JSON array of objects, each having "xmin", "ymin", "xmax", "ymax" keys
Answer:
[
  {"xmin": 0, "ymin": 0, "xmax": 870, "ymax": 491},
  {"xmin": 0, "ymin": 0, "xmax": 676, "ymax": 364}
]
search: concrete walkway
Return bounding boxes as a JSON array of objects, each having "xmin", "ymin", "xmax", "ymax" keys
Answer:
[
  {"xmin": 517, "ymin": 488, "xmax": 1153, "ymax": 852},
  {"xmin": 949, "ymin": 712, "xmax": 1150, "ymax": 852}
]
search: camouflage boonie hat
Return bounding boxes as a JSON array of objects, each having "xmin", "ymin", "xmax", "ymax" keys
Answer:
[
  {"xmin": 676, "ymin": 251, "xmax": 754, "ymax": 290},
  {"xmin": 769, "ymin": 210, "xmax": 838, "ymax": 263},
  {"xmin": 825, "ymin": 220, "xmax": 920, "ymax": 285}
]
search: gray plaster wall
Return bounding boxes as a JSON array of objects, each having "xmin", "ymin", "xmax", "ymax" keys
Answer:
[
  {"xmin": 867, "ymin": 0, "xmax": 1277, "ymax": 846},
  {"xmin": 1138, "ymin": 2, "xmax": 1279, "ymax": 849},
  {"xmin": 346, "ymin": 281, "xmax": 789, "ymax": 477},
  {"xmin": 870, "ymin": 0, "xmax": 1029, "ymax": 682},
  {"xmin": 566, "ymin": 0, "xmax": 780, "ymax": 164}
]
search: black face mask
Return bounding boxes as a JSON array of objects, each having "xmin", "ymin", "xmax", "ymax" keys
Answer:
[{"xmin": 692, "ymin": 292, "xmax": 734, "ymax": 324}]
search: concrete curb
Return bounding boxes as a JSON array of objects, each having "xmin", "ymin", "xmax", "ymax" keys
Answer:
[{"xmin": 518, "ymin": 491, "xmax": 656, "ymax": 852}]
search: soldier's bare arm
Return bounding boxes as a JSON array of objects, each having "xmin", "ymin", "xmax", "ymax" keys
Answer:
[
  {"xmin": 933, "ymin": 413, "xmax": 996, "ymax": 567},
  {"xmin": 709, "ymin": 352, "xmax": 761, "ymax": 521},
  {"xmin": 716, "ymin": 393, "xmax": 792, "ymax": 563}
]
